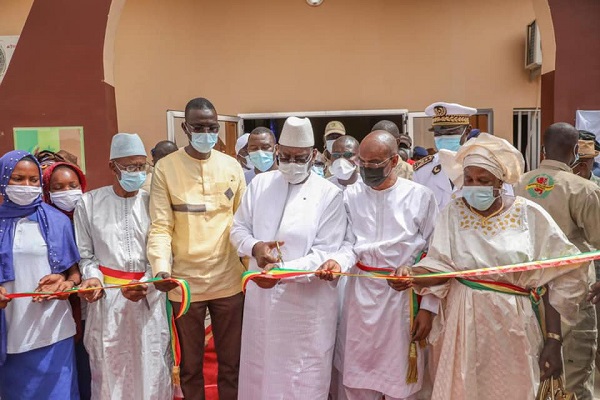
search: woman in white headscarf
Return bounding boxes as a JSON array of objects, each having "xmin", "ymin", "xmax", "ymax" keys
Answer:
[{"xmin": 390, "ymin": 133, "xmax": 588, "ymax": 400}]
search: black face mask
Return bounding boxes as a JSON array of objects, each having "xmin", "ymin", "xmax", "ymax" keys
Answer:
[{"xmin": 360, "ymin": 164, "xmax": 391, "ymax": 188}]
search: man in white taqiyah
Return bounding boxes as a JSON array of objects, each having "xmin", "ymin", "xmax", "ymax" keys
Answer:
[{"xmin": 230, "ymin": 116, "xmax": 347, "ymax": 400}]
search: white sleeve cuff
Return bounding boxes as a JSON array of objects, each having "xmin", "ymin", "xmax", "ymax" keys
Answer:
[
  {"xmin": 82, "ymin": 266, "xmax": 104, "ymax": 285},
  {"xmin": 240, "ymin": 238, "xmax": 261, "ymax": 258},
  {"xmin": 419, "ymin": 294, "xmax": 440, "ymax": 314}
]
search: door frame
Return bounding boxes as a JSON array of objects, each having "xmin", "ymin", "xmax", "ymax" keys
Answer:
[
  {"xmin": 237, "ymin": 109, "xmax": 409, "ymax": 120},
  {"xmin": 166, "ymin": 110, "xmax": 243, "ymax": 142}
]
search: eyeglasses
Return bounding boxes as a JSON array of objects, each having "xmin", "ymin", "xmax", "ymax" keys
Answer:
[
  {"xmin": 185, "ymin": 122, "xmax": 220, "ymax": 134},
  {"xmin": 114, "ymin": 162, "xmax": 150, "ymax": 173},
  {"xmin": 331, "ymin": 151, "xmax": 356, "ymax": 160},
  {"xmin": 433, "ymin": 125, "xmax": 466, "ymax": 137},
  {"xmin": 357, "ymin": 157, "xmax": 392, "ymax": 169},
  {"xmin": 278, "ymin": 153, "xmax": 313, "ymax": 165}
]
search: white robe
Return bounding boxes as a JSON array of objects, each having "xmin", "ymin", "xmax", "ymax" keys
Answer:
[
  {"xmin": 416, "ymin": 196, "xmax": 587, "ymax": 400},
  {"xmin": 74, "ymin": 187, "xmax": 172, "ymax": 400},
  {"xmin": 230, "ymin": 170, "xmax": 347, "ymax": 400},
  {"xmin": 334, "ymin": 178, "xmax": 440, "ymax": 399}
]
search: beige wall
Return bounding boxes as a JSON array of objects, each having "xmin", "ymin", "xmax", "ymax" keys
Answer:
[
  {"xmin": 1, "ymin": 0, "xmax": 540, "ymax": 149},
  {"xmin": 114, "ymin": 0, "xmax": 540, "ymax": 148},
  {"xmin": 0, "ymin": 0, "xmax": 33, "ymax": 36}
]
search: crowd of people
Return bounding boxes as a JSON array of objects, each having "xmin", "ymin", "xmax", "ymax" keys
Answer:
[{"xmin": 0, "ymin": 97, "xmax": 599, "ymax": 400}]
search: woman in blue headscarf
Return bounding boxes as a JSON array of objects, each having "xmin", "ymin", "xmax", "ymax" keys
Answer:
[{"xmin": 0, "ymin": 150, "xmax": 82, "ymax": 400}]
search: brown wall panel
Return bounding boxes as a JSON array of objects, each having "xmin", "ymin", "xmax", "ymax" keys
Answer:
[
  {"xmin": 0, "ymin": 0, "xmax": 117, "ymax": 188},
  {"xmin": 548, "ymin": 0, "xmax": 600, "ymax": 125},
  {"xmin": 540, "ymin": 70, "xmax": 555, "ymax": 135}
]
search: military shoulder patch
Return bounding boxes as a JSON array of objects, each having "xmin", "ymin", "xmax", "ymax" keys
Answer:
[
  {"xmin": 413, "ymin": 155, "xmax": 434, "ymax": 171},
  {"xmin": 525, "ymin": 174, "xmax": 555, "ymax": 199},
  {"xmin": 432, "ymin": 164, "xmax": 442, "ymax": 175}
]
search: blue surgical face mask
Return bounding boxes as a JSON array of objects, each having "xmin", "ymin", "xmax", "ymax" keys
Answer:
[
  {"xmin": 248, "ymin": 150, "xmax": 275, "ymax": 172},
  {"xmin": 118, "ymin": 171, "xmax": 147, "ymax": 192},
  {"xmin": 191, "ymin": 132, "xmax": 219, "ymax": 153},
  {"xmin": 434, "ymin": 134, "xmax": 462, "ymax": 152},
  {"xmin": 312, "ymin": 165, "xmax": 325, "ymax": 177},
  {"xmin": 462, "ymin": 185, "xmax": 499, "ymax": 211}
]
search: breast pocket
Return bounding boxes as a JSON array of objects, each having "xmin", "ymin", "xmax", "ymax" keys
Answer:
[{"xmin": 215, "ymin": 182, "xmax": 235, "ymax": 212}]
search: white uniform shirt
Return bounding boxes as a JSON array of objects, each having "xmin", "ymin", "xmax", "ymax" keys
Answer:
[{"xmin": 413, "ymin": 153, "xmax": 458, "ymax": 209}]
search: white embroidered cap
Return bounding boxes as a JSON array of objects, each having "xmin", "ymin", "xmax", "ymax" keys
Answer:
[
  {"xmin": 109, "ymin": 133, "xmax": 147, "ymax": 160},
  {"xmin": 235, "ymin": 133, "xmax": 250, "ymax": 155},
  {"xmin": 279, "ymin": 117, "xmax": 314, "ymax": 148}
]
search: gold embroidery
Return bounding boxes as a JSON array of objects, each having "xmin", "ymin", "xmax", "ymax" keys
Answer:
[{"xmin": 457, "ymin": 198, "xmax": 524, "ymax": 237}]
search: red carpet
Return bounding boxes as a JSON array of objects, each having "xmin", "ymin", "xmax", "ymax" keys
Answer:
[{"xmin": 203, "ymin": 324, "xmax": 219, "ymax": 400}]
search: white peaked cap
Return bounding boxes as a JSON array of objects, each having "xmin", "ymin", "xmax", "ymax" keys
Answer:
[
  {"xmin": 425, "ymin": 101, "xmax": 477, "ymax": 126},
  {"xmin": 279, "ymin": 117, "xmax": 314, "ymax": 148},
  {"xmin": 235, "ymin": 133, "xmax": 250, "ymax": 155},
  {"xmin": 109, "ymin": 133, "xmax": 147, "ymax": 160}
]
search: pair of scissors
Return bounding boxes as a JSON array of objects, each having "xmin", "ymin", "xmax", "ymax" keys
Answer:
[{"xmin": 276, "ymin": 241, "xmax": 285, "ymax": 269}]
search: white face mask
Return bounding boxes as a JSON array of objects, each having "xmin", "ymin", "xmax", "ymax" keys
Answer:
[
  {"xmin": 5, "ymin": 185, "xmax": 42, "ymax": 206},
  {"xmin": 329, "ymin": 158, "xmax": 356, "ymax": 180},
  {"xmin": 326, "ymin": 140, "xmax": 336, "ymax": 154},
  {"xmin": 50, "ymin": 189, "xmax": 83, "ymax": 212},
  {"xmin": 279, "ymin": 161, "xmax": 311, "ymax": 184},
  {"xmin": 244, "ymin": 155, "xmax": 254, "ymax": 170}
]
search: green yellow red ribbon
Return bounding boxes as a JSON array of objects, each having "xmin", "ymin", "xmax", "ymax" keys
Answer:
[
  {"xmin": 3, "ymin": 277, "xmax": 191, "ymax": 398},
  {"xmin": 3, "ymin": 276, "xmax": 191, "ymax": 397},
  {"xmin": 4, "ymin": 277, "xmax": 191, "ymax": 319},
  {"xmin": 241, "ymin": 250, "xmax": 600, "ymax": 292}
]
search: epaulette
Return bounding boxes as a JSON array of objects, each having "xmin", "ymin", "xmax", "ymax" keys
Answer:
[{"xmin": 413, "ymin": 155, "xmax": 434, "ymax": 171}]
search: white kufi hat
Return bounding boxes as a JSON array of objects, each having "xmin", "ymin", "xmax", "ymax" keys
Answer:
[
  {"xmin": 110, "ymin": 133, "xmax": 147, "ymax": 160},
  {"xmin": 235, "ymin": 133, "xmax": 250, "ymax": 155},
  {"xmin": 279, "ymin": 117, "xmax": 314, "ymax": 148}
]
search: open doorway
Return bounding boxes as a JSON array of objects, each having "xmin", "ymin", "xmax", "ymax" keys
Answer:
[{"xmin": 239, "ymin": 109, "xmax": 409, "ymax": 153}]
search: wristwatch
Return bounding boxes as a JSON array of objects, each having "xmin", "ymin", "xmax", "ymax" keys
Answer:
[{"xmin": 546, "ymin": 332, "xmax": 563, "ymax": 344}]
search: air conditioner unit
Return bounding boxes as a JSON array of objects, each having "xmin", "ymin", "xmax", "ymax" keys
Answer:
[
  {"xmin": 525, "ymin": 21, "xmax": 542, "ymax": 70},
  {"xmin": 0, "ymin": 36, "xmax": 19, "ymax": 85}
]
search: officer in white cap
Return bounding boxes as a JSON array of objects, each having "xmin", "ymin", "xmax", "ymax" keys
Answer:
[
  {"xmin": 230, "ymin": 116, "xmax": 347, "ymax": 399},
  {"xmin": 413, "ymin": 102, "xmax": 476, "ymax": 208}
]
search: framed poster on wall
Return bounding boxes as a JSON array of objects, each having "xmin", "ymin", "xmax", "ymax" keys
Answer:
[
  {"xmin": 0, "ymin": 36, "xmax": 18, "ymax": 85},
  {"xmin": 13, "ymin": 126, "xmax": 86, "ymax": 172}
]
